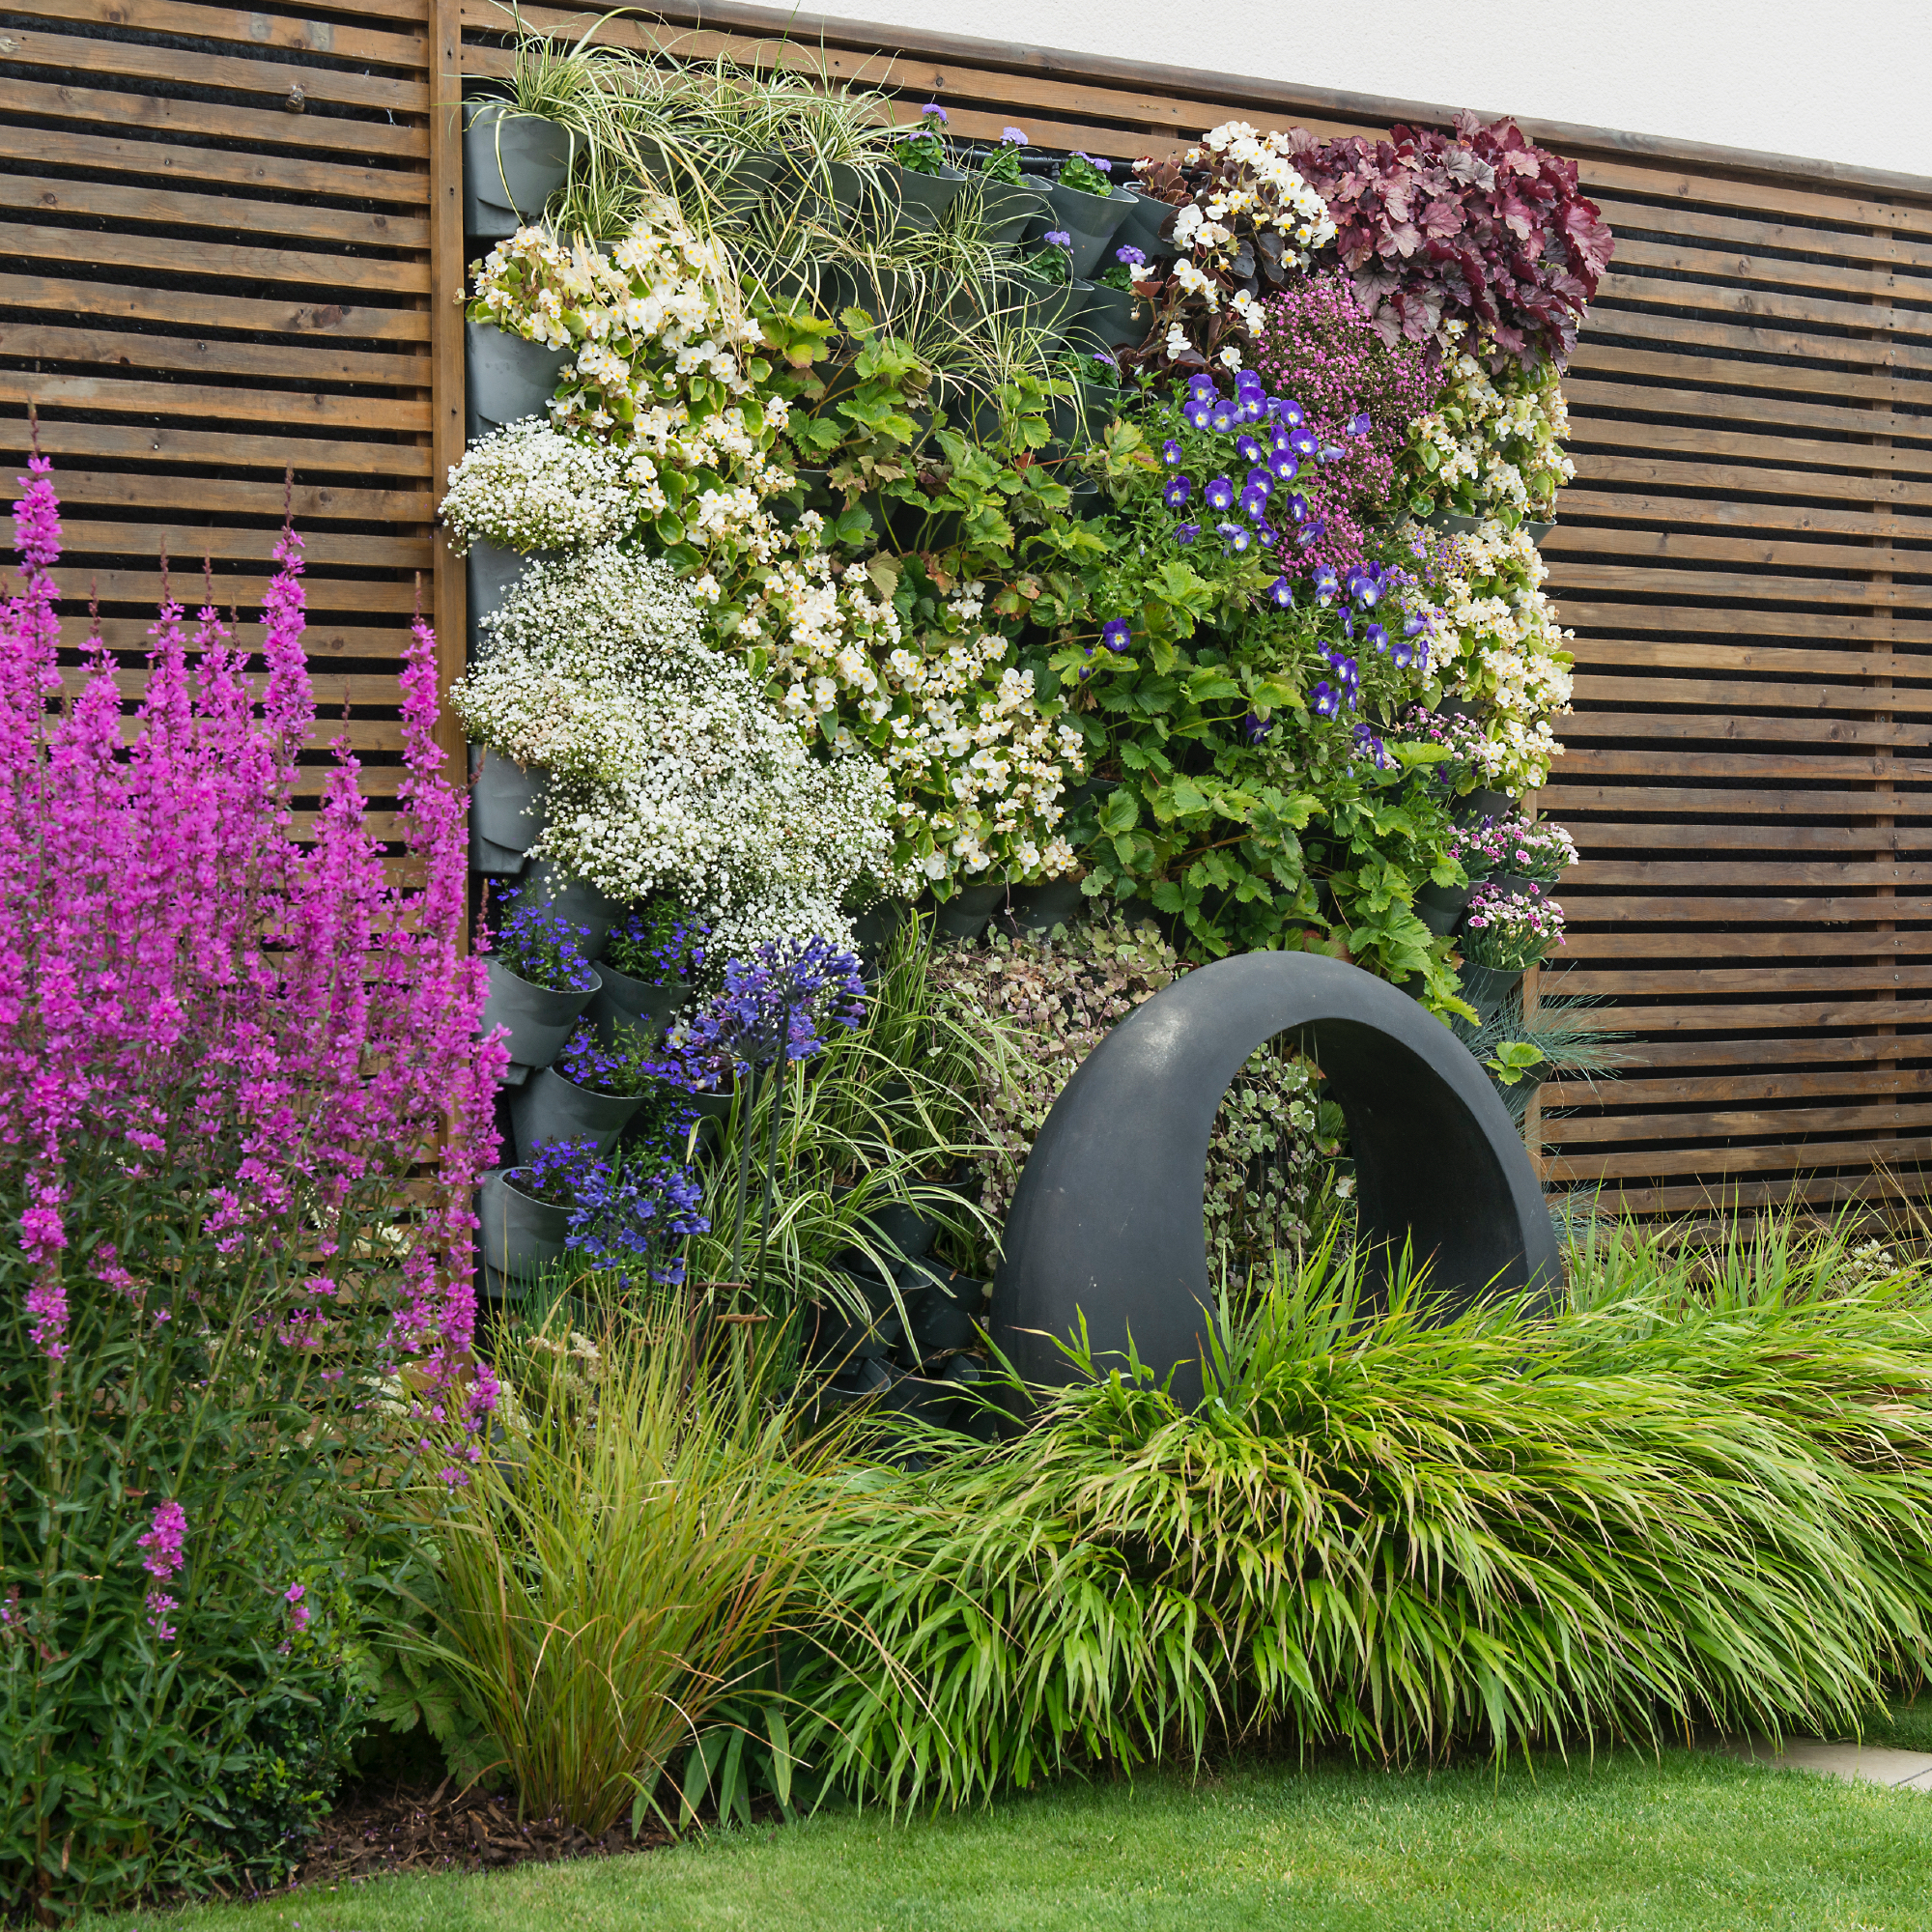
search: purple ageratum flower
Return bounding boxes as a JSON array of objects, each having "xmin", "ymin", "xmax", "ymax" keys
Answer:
[
  {"xmin": 1043, "ymin": 229, "xmax": 1072, "ymax": 249},
  {"xmin": 1161, "ymin": 439, "xmax": 1183, "ymax": 465},
  {"xmin": 1077, "ymin": 153, "xmax": 1114, "ymax": 175},
  {"xmin": 1311, "ymin": 680, "xmax": 1342, "ymax": 719},
  {"xmin": 922, "ymin": 100, "xmax": 949, "ymax": 123},
  {"xmin": 1236, "ymin": 435, "xmax": 1265, "ymax": 465},
  {"xmin": 1174, "ymin": 522, "xmax": 1200, "ymax": 545},
  {"xmin": 1101, "ymin": 618, "xmax": 1133, "ymax": 653},
  {"xmin": 1270, "ymin": 450, "xmax": 1299, "ymax": 484},
  {"xmin": 1205, "ymin": 476, "xmax": 1235, "ymax": 511},
  {"xmin": 1116, "ymin": 243, "xmax": 1148, "ymax": 268},
  {"xmin": 1163, "ymin": 474, "xmax": 1193, "ymax": 509},
  {"xmin": 1002, "ymin": 127, "xmax": 1028, "ymax": 145},
  {"xmin": 1219, "ymin": 522, "xmax": 1251, "ymax": 554},
  {"xmin": 1267, "ymin": 576, "xmax": 1294, "ymax": 609},
  {"xmin": 1239, "ymin": 483, "xmax": 1270, "ymax": 519}
]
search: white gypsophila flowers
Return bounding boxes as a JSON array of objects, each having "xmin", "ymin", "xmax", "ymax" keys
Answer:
[
  {"xmin": 440, "ymin": 416, "xmax": 666, "ymax": 557},
  {"xmin": 451, "ymin": 544, "xmax": 905, "ymax": 959}
]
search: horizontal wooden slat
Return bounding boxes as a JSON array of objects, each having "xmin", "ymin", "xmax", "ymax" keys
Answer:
[
  {"xmin": 0, "ymin": 273, "xmax": 432, "ymax": 341},
  {"xmin": 0, "ymin": 372, "xmax": 432, "ymax": 434},
  {"xmin": 3, "ymin": 415, "xmax": 434, "ymax": 475},
  {"xmin": 1547, "ymin": 1099, "xmax": 1932, "ymax": 1149},
  {"xmin": 1607, "ymin": 235, "xmax": 1932, "ymax": 310},
  {"xmin": 1559, "ymin": 747, "xmax": 1932, "ymax": 782},
  {"xmin": 56, "ymin": 520, "xmax": 435, "ymax": 569},
  {"xmin": 0, "ymin": 324, "xmax": 434, "ymax": 389},
  {"xmin": 1589, "ymin": 196, "xmax": 1932, "ymax": 275},
  {"xmin": 47, "ymin": 567, "xmax": 422, "ymax": 612},
  {"xmin": 1567, "ymin": 710, "xmax": 1932, "ymax": 751},
  {"xmin": 1553, "ymin": 963, "xmax": 1932, "ymax": 995},
  {"xmin": 9, "ymin": 0, "xmax": 429, "ymax": 68},
  {"xmin": 1550, "ymin": 1133, "xmax": 1932, "ymax": 1182},
  {"xmin": 20, "ymin": 470, "xmax": 437, "ymax": 523}
]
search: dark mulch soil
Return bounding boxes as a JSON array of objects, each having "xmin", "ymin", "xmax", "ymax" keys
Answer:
[{"xmin": 282, "ymin": 1777, "xmax": 673, "ymax": 1889}]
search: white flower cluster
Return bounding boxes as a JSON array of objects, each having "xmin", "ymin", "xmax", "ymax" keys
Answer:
[
  {"xmin": 753, "ymin": 557, "xmax": 1083, "ymax": 884},
  {"xmin": 1405, "ymin": 325, "xmax": 1576, "ymax": 523},
  {"xmin": 1171, "ymin": 122, "xmax": 1338, "ymax": 287},
  {"xmin": 1417, "ymin": 521, "xmax": 1574, "ymax": 793},
  {"xmin": 451, "ymin": 547, "xmax": 905, "ymax": 952},
  {"xmin": 440, "ymin": 416, "xmax": 665, "ymax": 558}
]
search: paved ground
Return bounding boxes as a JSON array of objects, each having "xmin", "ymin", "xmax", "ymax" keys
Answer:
[{"xmin": 1714, "ymin": 1737, "xmax": 1932, "ymax": 1791}]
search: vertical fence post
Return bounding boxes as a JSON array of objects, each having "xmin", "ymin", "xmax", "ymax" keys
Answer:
[{"xmin": 429, "ymin": 0, "xmax": 469, "ymax": 784}]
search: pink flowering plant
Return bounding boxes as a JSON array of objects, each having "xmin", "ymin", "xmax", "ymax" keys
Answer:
[
  {"xmin": 0, "ymin": 455, "xmax": 503, "ymax": 1915},
  {"xmin": 1460, "ymin": 880, "xmax": 1567, "ymax": 971}
]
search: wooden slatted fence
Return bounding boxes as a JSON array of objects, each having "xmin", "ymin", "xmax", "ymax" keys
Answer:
[{"xmin": 14, "ymin": 0, "xmax": 1932, "ymax": 1215}]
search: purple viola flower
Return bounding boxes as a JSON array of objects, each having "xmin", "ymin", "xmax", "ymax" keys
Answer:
[
  {"xmin": 1182, "ymin": 399, "xmax": 1213, "ymax": 430},
  {"xmin": 1283, "ymin": 492, "xmax": 1307, "ymax": 524},
  {"xmin": 1174, "ymin": 522, "xmax": 1200, "ymax": 545},
  {"xmin": 1348, "ymin": 410, "xmax": 1372, "ymax": 435},
  {"xmin": 1116, "ymin": 243, "xmax": 1147, "ymax": 268},
  {"xmin": 1161, "ymin": 438, "xmax": 1184, "ymax": 465},
  {"xmin": 1238, "ymin": 395, "xmax": 1266, "ymax": 424},
  {"xmin": 1317, "ymin": 442, "xmax": 1346, "ymax": 464},
  {"xmin": 1252, "ymin": 522, "xmax": 1277, "ymax": 544},
  {"xmin": 922, "ymin": 100, "xmax": 949, "ymax": 123},
  {"xmin": 1269, "ymin": 450, "xmax": 1299, "ymax": 483},
  {"xmin": 1164, "ymin": 473, "xmax": 1193, "ymax": 509},
  {"xmin": 1002, "ymin": 126, "xmax": 1028, "ymax": 145},
  {"xmin": 1239, "ymin": 483, "xmax": 1270, "ymax": 519},
  {"xmin": 1352, "ymin": 723, "xmax": 1392, "ymax": 768},
  {"xmin": 1313, "ymin": 565, "xmax": 1339, "ymax": 605},
  {"xmin": 1272, "ymin": 398, "xmax": 1305, "ymax": 427},
  {"xmin": 1267, "ymin": 576, "xmax": 1294, "ymax": 609},
  {"xmin": 1205, "ymin": 475, "xmax": 1235, "ymax": 511},
  {"xmin": 1341, "ymin": 612, "xmax": 1354, "ymax": 640},
  {"xmin": 1295, "ymin": 516, "xmax": 1328, "ymax": 548},
  {"xmin": 1390, "ymin": 636, "xmax": 1416, "ymax": 670},
  {"xmin": 1328, "ymin": 651, "xmax": 1360, "ymax": 694},
  {"xmin": 1219, "ymin": 521, "xmax": 1251, "ymax": 554},
  {"xmin": 1288, "ymin": 427, "xmax": 1318, "ymax": 459},
  {"xmin": 1245, "ymin": 465, "xmax": 1273, "ymax": 493},
  {"xmin": 1187, "ymin": 372, "xmax": 1219, "ymax": 399},
  {"xmin": 1243, "ymin": 711, "xmax": 1273, "ymax": 745},
  {"xmin": 1311, "ymin": 680, "xmax": 1341, "ymax": 719},
  {"xmin": 1404, "ymin": 611, "xmax": 1431, "ymax": 638},
  {"xmin": 1209, "ymin": 404, "xmax": 1238, "ymax": 434},
  {"xmin": 1101, "ymin": 618, "xmax": 1132, "ymax": 653},
  {"xmin": 1236, "ymin": 434, "xmax": 1265, "ymax": 464},
  {"xmin": 1079, "ymin": 665, "xmax": 1094, "ymax": 680},
  {"xmin": 1366, "ymin": 622, "xmax": 1389, "ymax": 653}
]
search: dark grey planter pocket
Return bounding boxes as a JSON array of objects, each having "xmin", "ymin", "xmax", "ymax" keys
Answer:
[
  {"xmin": 1526, "ymin": 520, "xmax": 1556, "ymax": 548},
  {"xmin": 465, "ymin": 320, "xmax": 570, "ymax": 442},
  {"xmin": 720, "ymin": 145, "xmax": 780, "ymax": 216},
  {"xmin": 1005, "ymin": 876, "xmax": 1090, "ymax": 936},
  {"xmin": 900, "ymin": 1260, "xmax": 986, "ymax": 1359},
  {"xmin": 481, "ymin": 958, "xmax": 600, "ymax": 1073},
  {"xmin": 509, "ymin": 1065, "xmax": 644, "ymax": 1163},
  {"xmin": 976, "ymin": 177, "xmax": 1051, "ymax": 246},
  {"xmin": 477, "ymin": 1166, "xmax": 571, "ymax": 1293},
  {"xmin": 1453, "ymin": 787, "xmax": 1514, "ymax": 825},
  {"xmin": 1107, "ymin": 185, "xmax": 1176, "ymax": 267},
  {"xmin": 1043, "ymin": 179, "xmax": 1133, "ymax": 279},
  {"xmin": 468, "ymin": 746, "xmax": 530, "ymax": 878},
  {"xmin": 519, "ymin": 860, "xmax": 626, "ymax": 961},
  {"xmin": 933, "ymin": 878, "xmax": 1007, "ymax": 940},
  {"xmin": 466, "ymin": 540, "xmax": 559, "ymax": 651},
  {"xmin": 470, "ymin": 749, "xmax": 550, "ymax": 853},
  {"xmin": 1413, "ymin": 880, "xmax": 1471, "ymax": 937},
  {"xmin": 866, "ymin": 1198, "xmax": 939, "ymax": 1262},
  {"xmin": 589, "ymin": 960, "xmax": 686, "ymax": 1047},
  {"xmin": 464, "ymin": 103, "xmax": 575, "ymax": 240},
  {"xmin": 1069, "ymin": 283, "xmax": 1150, "ymax": 353},
  {"xmin": 893, "ymin": 162, "xmax": 967, "ymax": 233},
  {"xmin": 1458, "ymin": 960, "xmax": 1524, "ymax": 1023},
  {"xmin": 1429, "ymin": 511, "xmax": 1484, "ymax": 536}
]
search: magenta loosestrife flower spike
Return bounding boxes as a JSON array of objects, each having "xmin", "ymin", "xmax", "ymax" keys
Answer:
[
  {"xmin": 1, "ymin": 462, "xmax": 498, "ymax": 1413},
  {"xmin": 138, "ymin": 1499, "xmax": 186, "ymax": 1581}
]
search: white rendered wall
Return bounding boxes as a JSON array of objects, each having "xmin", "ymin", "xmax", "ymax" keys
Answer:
[{"xmin": 847, "ymin": 0, "xmax": 1929, "ymax": 181}]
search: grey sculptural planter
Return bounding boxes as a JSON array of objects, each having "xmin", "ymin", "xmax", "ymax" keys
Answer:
[
  {"xmin": 518, "ymin": 860, "xmax": 625, "ymax": 961},
  {"xmin": 977, "ymin": 177, "xmax": 1051, "ymax": 246},
  {"xmin": 588, "ymin": 960, "xmax": 686, "ymax": 1047},
  {"xmin": 1071, "ymin": 284, "xmax": 1150, "ymax": 353},
  {"xmin": 892, "ymin": 163, "xmax": 967, "ymax": 233},
  {"xmin": 480, "ymin": 957, "xmax": 600, "ymax": 1073},
  {"xmin": 465, "ymin": 320, "xmax": 570, "ymax": 443},
  {"xmin": 1413, "ymin": 880, "xmax": 1472, "ymax": 936},
  {"xmin": 477, "ymin": 1167, "xmax": 569, "ymax": 1295},
  {"xmin": 990, "ymin": 951, "xmax": 1560, "ymax": 1412},
  {"xmin": 463, "ymin": 102, "xmax": 575, "ymax": 240},
  {"xmin": 470, "ymin": 749, "xmax": 549, "ymax": 853},
  {"xmin": 933, "ymin": 878, "xmax": 1006, "ymax": 940},
  {"xmin": 1454, "ymin": 786, "xmax": 1513, "ymax": 825},
  {"xmin": 1458, "ymin": 961, "xmax": 1526, "ymax": 1023},
  {"xmin": 1526, "ymin": 520, "xmax": 1556, "ymax": 548},
  {"xmin": 1107, "ymin": 185, "xmax": 1176, "ymax": 269},
  {"xmin": 509, "ymin": 1065, "xmax": 643, "ymax": 1163}
]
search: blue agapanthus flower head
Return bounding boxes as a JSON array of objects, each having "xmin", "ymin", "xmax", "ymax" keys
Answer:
[
  {"xmin": 1161, "ymin": 438, "xmax": 1184, "ymax": 465},
  {"xmin": 1101, "ymin": 617, "xmax": 1132, "ymax": 653},
  {"xmin": 1311, "ymin": 680, "xmax": 1341, "ymax": 719},
  {"xmin": 1116, "ymin": 243, "xmax": 1147, "ymax": 267},
  {"xmin": 1236, "ymin": 434, "xmax": 1264, "ymax": 464},
  {"xmin": 1205, "ymin": 475, "xmax": 1235, "ymax": 510},
  {"xmin": 1267, "ymin": 575, "xmax": 1294, "ymax": 609},
  {"xmin": 1164, "ymin": 473, "xmax": 1193, "ymax": 509},
  {"xmin": 1174, "ymin": 522, "xmax": 1200, "ymax": 545}
]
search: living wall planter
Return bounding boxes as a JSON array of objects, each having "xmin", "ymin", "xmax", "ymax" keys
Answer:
[
  {"xmin": 977, "ymin": 176, "xmax": 1052, "ymax": 247},
  {"xmin": 519, "ymin": 860, "xmax": 625, "ymax": 960},
  {"xmin": 480, "ymin": 957, "xmax": 600, "ymax": 1072},
  {"xmin": 464, "ymin": 538, "xmax": 552, "ymax": 642},
  {"xmin": 1005, "ymin": 272, "xmax": 1091, "ymax": 352},
  {"xmin": 893, "ymin": 162, "xmax": 967, "ymax": 232},
  {"xmin": 933, "ymin": 877, "xmax": 1006, "ymax": 940},
  {"xmin": 1042, "ymin": 181, "xmax": 1136, "ymax": 279},
  {"xmin": 465, "ymin": 320, "xmax": 570, "ymax": 443},
  {"xmin": 1526, "ymin": 520, "xmax": 1556, "ymax": 547},
  {"xmin": 1108, "ymin": 187, "xmax": 1177, "ymax": 268},
  {"xmin": 1005, "ymin": 875, "xmax": 1090, "ymax": 936},
  {"xmin": 477, "ymin": 1166, "xmax": 569, "ymax": 1293},
  {"xmin": 1413, "ymin": 879, "xmax": 1472, "ymax": 936},
  {"xmin": 1454, "ymin": 787, "xmax": 1514, "ymax": 825},
  {"xmin": 1073, "ymin": 283, "xmax": 1151, "ymax": 354},
  {"xmin": 470, "ymin": 749, "xmax": 549, "ymax": 853},
  {"xmin": 589, "ymin": 959, "xmax": 686, "ymax": 1046},
  {"xmin": 508, "ymin": 1065, "xmax": 644, "ymax": 1162},
  {"xmin": 463, "ymin": 102, "xmax": 575, "ymax": 241},
  {"xmin": 1458, "ymin": 960, "xmax": 1524, "ymax": 1022}
]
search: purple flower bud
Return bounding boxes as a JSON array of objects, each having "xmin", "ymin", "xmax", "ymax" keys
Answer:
[{"xmin": 922, "ymin": 100, "xmax": 949, "ymax": 124}]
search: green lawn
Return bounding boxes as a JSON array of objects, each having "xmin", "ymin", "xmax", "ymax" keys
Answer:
[{"xmin": 90, "ymin": 1733, "xmax": 1932, "ymax": 1932}]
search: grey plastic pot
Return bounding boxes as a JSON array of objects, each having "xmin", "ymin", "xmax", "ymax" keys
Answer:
[
  {"xmin": 1107, "ymin": 185, "xmax": 1177, "ymax": 266},
  {"xmin": 933, "ymin": 878, "xmax": 1006, "ymax": 940},
  {"xmin": 463, "ymin": 102, "xmax": 575, "ymax": 240},
  {"xmin": 1041, "ymin": 179, "xmax": 1135, "ymax": 278},
  {"xmin": 1458, "ymin": 960, "xmax": 1525, "ymax": 1023},
  {"xmin": 468, "ymin": 744, "xmax": 531, "ymax": 877},
  {"xmin": 974, "ymin": 175, "xmax": 1050, "ymax": 246},
  {"xmin": 867, "ymin": 1199, "xmax": 939, "ymax": 1262},
  {"xmin": 588, "ymin": 959, "xmax": 686, "ymax": 1048},
  {"xmin": 1069, "ymin": 282, "xmax": 1151, "ymax": 354},
  {"xmin": 1413, "ymin": 880, "xmax": 1472, "ymax": 937},
  {"xmin": 477, "ymin": 1166, "xmax": 570, "ymax": 1291},
  {"xmin": 1005, "ymin": 875, "xmax": 1090, "ymax": 936},
  {"xmin": 1429, "ymin": 511, "xmax": 1484, "ymax": 536},
  {"xmin": 893, "ymin": 161, "xmax": 967, "ymax": 232},
  {"xmin": 720, "ymin": 145, "xmax": 781, "ymax": 216},
  {"xmin": 1005, "ymin": 272, "xmax": 1091, "ymax": 352},
  {"xmin": 509, "ymin": 1065, "xmax": 645, "ymax": 1163},
  {"xmin": 517, "ymin": 860, "xmax": 625, "ymax": 961},
  {"xmin": 480, "ymin": 957, "xmax": 601, "ymax": 1072},
  {"xmin": 465, "ymin": 320, "xmax": 569, "ymax": 443},
  {"xmin": 1526, "ymin": 520, "xmax": 1556, "ymax": 548},
  {"xmin": 465, "ymin": 538, "xmax": 557, "ymax": 640},
  {"xmin": 1453, "ymin": 786, "xmax": 1514, "ymax": 825},
  {"xmin": 469, "ymin": 749, "xmax": 549, "ymax": 853}
]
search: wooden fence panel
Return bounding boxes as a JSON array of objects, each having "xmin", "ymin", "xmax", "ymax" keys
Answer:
[{"xmin": 0, "ymin": 0, "xmax": 462, "ymax": 814}]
